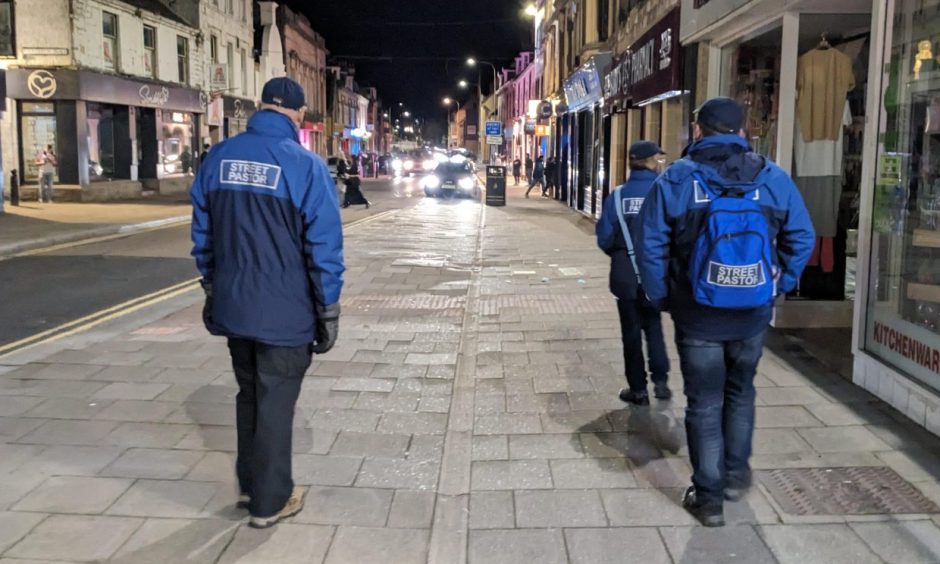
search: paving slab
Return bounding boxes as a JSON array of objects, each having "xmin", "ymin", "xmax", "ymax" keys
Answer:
[
  {"xmin": 4, "ymin": 515, "xmax": 142, "ymax": 561},
  {"xmin": 566, "ymin": 528, "xmax": 671, "ymax": 564},
  {"xmin": 0, "ymin": 512, "xmax": 46, "ymax": 554},
  {"xmin": 106, "ymin": 479, "xmax": 217, "ymax": 518},
  {"xmin": 111, "ymin": 518, "xmax": 239, "ymax": 564},
  {"xmin": 758, "ymin": 523, "xmax": 882, "ymax": 564},
  {"xmin": 468, "ymin": 529, "xmax": 567, "ymax": 564},
  {"xmin": 659, "ymin": 525, "xmax": 776, "ymax": 563},
  {"xmin": 514, "ymin": 490, "xmax": 607, "ymax": 527},
  {"xmin": 468, "ymin": 491, "xmax": 515, "ymax": 530},
  {"xmin": 849, "ymin": 520, "xmax": 940, "ymax": 563},
  {"xmin": 12, "ymin": 476, "xmax": 132, "ymax": 514},
  {"xmin": 101, "ymin": 447, "xmax": 204, "ymax": 479},
  {"xmin": 218, "ymin": 523, "xmax": 334, "ymax": 564},
  {"xmin": 325, "ymin": 526, "xmax": 429, "ymax": 564},
  {"xmin": 387, "ymin": 490, "xmax": 436, "ymax": 528},
  {"xmin": 293, "ymin": 486, "xmax": 393, "ymax": 527}
]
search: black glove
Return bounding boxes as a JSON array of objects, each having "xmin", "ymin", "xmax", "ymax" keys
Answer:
[
  {"xmin": 312, "ymin": 303, "xmax": 340, "ymax": 354},
  {"xmin": 201, "ymin": 279, "xmax": 214, "ymax": 330}
]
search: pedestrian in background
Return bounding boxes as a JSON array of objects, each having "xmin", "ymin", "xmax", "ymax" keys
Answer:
[
  {"xmin": 596, "ymin": 141, "xmax": 671, "ymax": 406},
  {"xmin": 200, "ymin": 143, "xmax": 212, "ymax": 167},
  {"xmin": 544, "ymin": 156, "xmax": 558, "ymax": 198},
  {"xmin": 525, "ymin": 155, "xmax": 534, "ymax": 181},
  {"xmin": 636, "ymin": 97, "xmax": 814, "ymax": 527},
  {"xmin": 525, "ymin": 155, "xmax": 545, "ymax": 198},
  {"xmin": 191, "ymin": 76, "xmax": 345, "ymax": 529},
  {"xmin": 342, "ymin": 163, "xmax": 371, "ymax": 209},
  {"xmin": 36, "ymin": 145, "xmax": 57, "ymax": 203},
  {"xmin": 512, "ymin": 157, "xmax": 522, "ymax": 185}
]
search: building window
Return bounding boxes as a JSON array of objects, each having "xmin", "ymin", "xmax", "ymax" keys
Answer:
[
  {"xmin": 210, "ymin": 34, "xmax": 218, "ymax": 63},
  {"xmin": 239, "ymin": 0, "xmax": 246, "ymax": 21},
  {"xmin": 599, "ymin": 0, "xmax": 610, "ymax": 42},
  {"xmin": 161, "ymin": 111, "xmax": 195, "ymax": 176},
  {"xmin": 0, "ymin": 0, "xmax": 15, "ymax": 57},
  {"xmin": 864, "ymin": 3, "xmax": 940, "ymax": 394},
  {"xmin": 102, "ymin": 11, "xmax": 118, "ymax": 70},
  {"xmin": 20, "ymin": 102, "xmax": 57, "ymax": 182},
  {"xmin": 143, "ymin": 25, "xmax": 156, "ymax": 78},
  {"xmin": 226, "ymin": 42, "xmax": 234, "ymax": 89},
  {"xmin": 240, "ymin": 48, "xmax": 248, "ymax": 94},
  {"xmin": 177, "ymin": 36, "xmax": 189, "ymax": 83},
  {"xmin": 225, "ymin": 0, "xmax": 233, "ymax": 15}
]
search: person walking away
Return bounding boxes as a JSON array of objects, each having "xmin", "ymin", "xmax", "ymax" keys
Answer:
[
  {"xmin": 525, "ymin": 155, "xmax": 534, "ymax": 181},
  {"xmin": 636, "ymin": 97, "xmax": 815, "ymax": 527},
  {"xmin": 200, "ymin": 143, "xmax": 211, "ymax": 167},
  {"xmin": 191, "ymin": 76, "xmax": 345, "ymax": 529},
  {"xmin": 544, "ymin": 156, "xmax": 558, "ymax": 198},
  {"xmin": 525, "ymin": 155, "xmax": 546, "ymax": 198},
  {"xmin": 512, "ymin": 157, "xmax": 522, "ymax": 185},
  {"xmin": 37, "ymin": 145, "xmax": 57, "ymax": 203},
  {"xmin": 597, "ymin": 141, "xmax": 671, "ymax": 406},
  {"xmin": 342, "ymin": 163, "xmax": 370, "ymax": 209}
]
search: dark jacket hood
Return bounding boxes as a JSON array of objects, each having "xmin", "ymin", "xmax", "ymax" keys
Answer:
[{"xmin": 687, "ymin": 134, "xmax": 766, "ymax": 185}]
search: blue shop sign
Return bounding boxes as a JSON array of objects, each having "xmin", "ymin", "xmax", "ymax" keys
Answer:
[{"xmin": 563, "ymin": 53, "xmax": 612, "ymax": 113}]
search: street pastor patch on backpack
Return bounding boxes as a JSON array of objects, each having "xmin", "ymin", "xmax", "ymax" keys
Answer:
[{"xmin": 689, "ymin": 173, "xmax": 774, "ymax": 309}]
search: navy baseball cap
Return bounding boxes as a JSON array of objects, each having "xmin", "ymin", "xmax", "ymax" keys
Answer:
[
  {"xmin": 261, "ymin": 77, "xmax": 306, "ymax": 110},
  {"xmin": 695, "ymin": 97, "xmax": 744, "ymax": 134},
  {"xmin": 629, "ymin": 140, "xmax": 666, "ymax": 160}
]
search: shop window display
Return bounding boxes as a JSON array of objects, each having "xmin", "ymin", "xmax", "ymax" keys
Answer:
[
  {"xmin": 865, "ymin": 0, "xmax": 940, "ymax": 392},
  {"xmin": 161, "ymin": 111, "xmax": 194, "ymax": 176},
  {"xmin": 722, "ymin": 25, "xmax": 782, "ymax": 160},
  {"xmin": 87, "ymin": 103, "xmax": 116, "ymax": 180},
  {"xmin": 20, "ymin": 102, "xmax": 56, "ymax": 182}
]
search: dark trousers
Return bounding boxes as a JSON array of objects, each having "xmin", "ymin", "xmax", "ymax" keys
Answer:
[
  {"xmin": 676, "ymin": 328, "xmax": 766, "ymax": 507},
  {"xmin": 228, "ymin": 338, "xmax": 312, "ymax": 517},
  {"xmin": 525, "ymin": 176, "xmax": 545, "ymax": 196},
  {"xmin": 617, "ymin": 298, "xmax": 669, "ymax": 392}
]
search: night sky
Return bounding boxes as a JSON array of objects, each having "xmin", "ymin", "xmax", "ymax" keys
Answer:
[{"xmin": 286, "ymin": 0, "xmax": 535, "ymax": 138}]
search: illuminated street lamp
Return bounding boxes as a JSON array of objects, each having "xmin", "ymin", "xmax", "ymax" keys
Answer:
[
  {"xmin": 458, "ymin": 80, "xmax": 469, "ymax": 89},
  {"xmin": 403, "ymin": 111, "xmax": 411, "ymax": 117},
  {"xmin": 524, "ymin": 4, "xmax": 538, "ymax": 17}
]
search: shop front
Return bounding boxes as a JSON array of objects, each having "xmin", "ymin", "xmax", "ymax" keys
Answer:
[
  {"xmin": 562, "ymin": 53, "xmax": 611, "ymax": 218},
  {"xmin": 602, "ymin": 8, "xmax": 688, "ymax": 201},
  {"xmin": 681, "ymin": 0, "xmax": 873, "ymax": 328},
  {"xmin": 682, "ymin": 0, "xmax": 940, "ymax": 434},
  {"xmin": 7, "ymin": 68, "xmax": 203, "ymax": 197}
]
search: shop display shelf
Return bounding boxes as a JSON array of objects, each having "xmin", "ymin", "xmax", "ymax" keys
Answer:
[
  {"xmin": 907, "ymin": 282, "xmax": 940, "ymax": 303},
  {"xmin": 912, "ymin": 229, "xmax": 940, "ymax": 248}
]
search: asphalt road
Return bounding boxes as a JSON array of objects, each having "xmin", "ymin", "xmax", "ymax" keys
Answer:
[{"xmin": 0, "ymin": 176, "xmax": 428, "ymax": 348}]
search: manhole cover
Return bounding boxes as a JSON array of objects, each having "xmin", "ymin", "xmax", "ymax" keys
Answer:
[{"xmin": 757, "ymin": 467, "xmax": 939, "ymax": 515}]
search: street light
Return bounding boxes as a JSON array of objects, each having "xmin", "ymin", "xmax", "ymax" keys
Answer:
[
  {"xmin": 403, "ymin": 111, "xmax": 411, "ymax": 117},
  {"xmin": 524, "ymin": 3, "xmax": 538, "ymax": 17},
  {"xmin": 458, "ymin": 80, "xmax": 469, "ymax": 89}
]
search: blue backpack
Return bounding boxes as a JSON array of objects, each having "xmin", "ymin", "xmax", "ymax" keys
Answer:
[{"xmin": 689, "ymin": 172, "xmax": 775, "ymax": 309}]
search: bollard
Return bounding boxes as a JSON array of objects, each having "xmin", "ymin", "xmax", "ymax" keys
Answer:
[{"xmin": 10, "ymin": 169, "xmax": 18, "ymax": 207}]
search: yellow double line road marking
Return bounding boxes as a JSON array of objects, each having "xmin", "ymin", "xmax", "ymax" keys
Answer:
[
  {"xmin": 0, "ymin": 207, "xmax": 402, "ymax": 358},
  {"xmin": 0, "ymin": 278, "xmax": 201, "ymax": 359}
]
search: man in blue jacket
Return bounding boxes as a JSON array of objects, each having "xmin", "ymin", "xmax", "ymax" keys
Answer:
[
  {"xmin": 191, "ymin": 77, "xmax": 345, "ymax": 529},
  {"xmin": 597, "ymin": 141, "xmax": 671, "ymax": 406},
  {"xmin": 636, "ymin": 98, "xmax": 814, "ymax": 526}
]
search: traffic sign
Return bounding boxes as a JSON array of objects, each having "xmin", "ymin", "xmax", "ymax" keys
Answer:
[
  {"xmin": 485, "ymin": 121, "xmax": 502, "ymax": 136},
  {"xmin": 486, "ymin": 135, "xmax": 503, "ymax": 145}
]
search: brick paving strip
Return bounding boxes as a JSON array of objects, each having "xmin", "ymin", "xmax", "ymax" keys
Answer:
[{"xmin": 1, "ymin": 195, "xmax": 940, "ymax": 562}]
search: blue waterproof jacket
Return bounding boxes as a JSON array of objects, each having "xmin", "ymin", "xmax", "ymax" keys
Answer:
[
  {"xmin": 636, "ymin": 134, "xmax": 815, "ymax": 341},
  {"xmin": 191, "ymin": 110, "xmax": 345, "ymax": 347},
  {"xmin": 596, "ymin": 168, "xmax": 658, "ymax": 301}
]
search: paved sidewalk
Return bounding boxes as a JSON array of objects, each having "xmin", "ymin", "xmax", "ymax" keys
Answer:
[
  {"xmin": 0, "ymin": 191, "xmax": 939, "ymax": 562},
  {"xmin": 0, "ymin": 199, "xmax": 191, "ymax": 257}
]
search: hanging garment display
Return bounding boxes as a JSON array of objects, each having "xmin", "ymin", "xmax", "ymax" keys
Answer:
[
  {"xmin": 795, "ymin": 102, "xmax": 852, "ymax": 177},
  {"xmin": 796, "ymin": 176, "xmax": 842, "ymax": 238},
  {"xmin": 796, "ymin": 47, "xmax": 855, "ymax": 142}
]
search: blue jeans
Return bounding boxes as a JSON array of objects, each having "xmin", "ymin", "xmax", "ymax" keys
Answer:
[
  {"xmin": 676, "ymin": 328, "xmax": 766, "ymax": 506},
  {"xmin": 40, "ymin": 173, "xmax": 54, "ymax": 202}
]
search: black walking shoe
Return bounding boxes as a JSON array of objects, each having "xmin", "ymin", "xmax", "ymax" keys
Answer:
[
  {"xmin": 653, "ymin": 383, "xmax": 673, "ymax": 400},
  {"xmin": 724, "ymin": 473, "xmax": 753, "ymax": 502},
  {"xmin": 682, "ymin": 486, "xmax": 725, "ymax": 527},
  {"xmin": 618, "ymin": 388, "xmax": 650, "ymax": 406}
]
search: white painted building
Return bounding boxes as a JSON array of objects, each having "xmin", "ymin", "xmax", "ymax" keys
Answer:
[
  {"xmin": 1, "ymin": 0, "xmax": 206, "ymax": 197},
  {"xmin": 200, "ymin": 0, "xmax": 258, "ymax": 144}
]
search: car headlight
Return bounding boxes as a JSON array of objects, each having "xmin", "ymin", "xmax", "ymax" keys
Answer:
[
  {"xmin": 392, "ymin": 159, "xmax": 403, "ymax": 170},
  {"xmin": 422, "ymin": 159, "xmax": 437, "ymax": 170},
  {"xmin": 458, "ymin": 177, "xmax": 474, "ymax": 190},
  {"xmin": 404, "ymin": 160, "xmax": 415, "ymax": 170},
  {"xmin": 424, "ymin": 175, "xmax": 441, "ymax": 189}
]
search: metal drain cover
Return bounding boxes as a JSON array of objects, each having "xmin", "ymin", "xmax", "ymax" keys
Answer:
[{"xmin": 757, "ymin": 467, "xmax": 939, "ymax": 516}]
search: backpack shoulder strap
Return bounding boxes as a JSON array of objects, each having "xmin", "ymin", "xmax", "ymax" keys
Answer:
[{"xmin": 612, "ymin": 187, "xmax": 642, "ymax": 284}]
